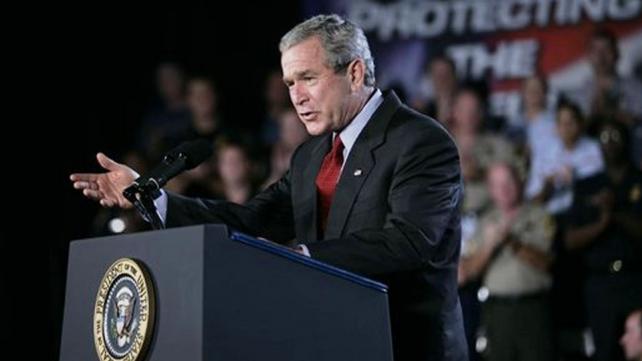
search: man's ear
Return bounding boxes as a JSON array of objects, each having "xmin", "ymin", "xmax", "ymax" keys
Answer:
[{"xmin": 347, "ymin": 59, "xmax": 365, "ymax": 91}]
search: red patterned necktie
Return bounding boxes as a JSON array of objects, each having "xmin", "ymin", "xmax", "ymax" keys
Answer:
[{"xmin": 316, "ymin": 135, "xmax": 344, "ymax": 234}]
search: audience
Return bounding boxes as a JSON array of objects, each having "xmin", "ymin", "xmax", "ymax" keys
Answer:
[{"xmin": 85, "ymin": 28, "xmax": 642, "ymax": 361}]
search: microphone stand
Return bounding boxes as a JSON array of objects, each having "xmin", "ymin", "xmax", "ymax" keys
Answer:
[{"xmin": 123, "ymin": 182, "xmax": 165, "ymax": 230}]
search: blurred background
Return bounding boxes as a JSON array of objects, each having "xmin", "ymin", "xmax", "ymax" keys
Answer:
[{"xmin": 46, "ymin": 1, "xmax": 642, "ymax": 360}]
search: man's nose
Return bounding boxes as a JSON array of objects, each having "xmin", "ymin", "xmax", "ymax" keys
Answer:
[{"xmin": 290, "ymin": 84, "xmax": 309, "ymax": 106}]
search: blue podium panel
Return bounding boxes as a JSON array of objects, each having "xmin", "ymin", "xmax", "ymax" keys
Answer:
[{"xmin": 60, "ymin": 224, "xmax": 393, "ymax": 361}]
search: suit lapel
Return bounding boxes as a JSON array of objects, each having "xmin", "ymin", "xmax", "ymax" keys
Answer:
[
  {"xmin": 301, "ymin": 134, "xmax": 331, "ymax": 242},
  {"xmin": 323, "ymin": 143, "xmax": 374, "ymax": 240},
  {"xmin": 323, "ymin": 91, "xmax": 402, "ymax": 239}
]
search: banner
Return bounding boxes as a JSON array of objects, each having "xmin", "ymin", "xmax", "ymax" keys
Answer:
[{"xmin": 303, "ymin": 0, "xmax": 642, "ymax": 119}]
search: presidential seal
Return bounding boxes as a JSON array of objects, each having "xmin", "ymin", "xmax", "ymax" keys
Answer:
[{"xmin": 94, "ymin": 258, "xmax": 155, "ymax": 361}]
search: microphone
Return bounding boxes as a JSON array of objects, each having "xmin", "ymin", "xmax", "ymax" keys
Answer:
[
  {"xmin": 134, "ymin": 139, "xmax": 214, "ymax": 193},
  {"xmin": 122, "ymin": 139, "xmax": 213, "ymax": 230}
]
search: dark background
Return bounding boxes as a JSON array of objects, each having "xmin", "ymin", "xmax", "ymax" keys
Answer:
[{"xmin": 12, "ymin": 4, "xmax": 302, "ymax": 359}]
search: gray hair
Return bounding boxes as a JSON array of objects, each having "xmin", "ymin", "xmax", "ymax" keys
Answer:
[{"xmin": 279, "ymin": 14, "xmax": 375, "ymax": 87}]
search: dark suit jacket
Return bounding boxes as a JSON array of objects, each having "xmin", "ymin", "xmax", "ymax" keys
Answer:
[{"xmin": 166, "ymin": 91, "xmax": 468, "ymax": 361}]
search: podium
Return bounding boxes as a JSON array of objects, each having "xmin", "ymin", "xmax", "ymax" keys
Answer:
[{"xmin": 59, "ymin": 224, "xmax": 393, "ymax": 361}]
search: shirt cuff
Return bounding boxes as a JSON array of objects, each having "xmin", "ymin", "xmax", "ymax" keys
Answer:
[
  {"xmin": 155, "ymin": 190, "xmax": 168, "ymax": 222},
  {"xmin": 141, "ymin": 189, "xmax": 168, "ymax": 224},
  {"xmin": 297, "ymin": 244, "xmax": 311, "ymax": 257}
]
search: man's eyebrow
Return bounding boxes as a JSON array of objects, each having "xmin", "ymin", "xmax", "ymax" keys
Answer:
[
  {"xmin": 294, "ymin": 70, "xmax": 317, "ymax": 78},
  {"xmin": 283, "ymin": 70, "xmax": 317, "ymax": 84}
]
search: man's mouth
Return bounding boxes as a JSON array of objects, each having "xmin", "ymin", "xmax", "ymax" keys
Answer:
[{"xmin": 299, "ymin": 111, "xmax": 318, "ymax": 121}]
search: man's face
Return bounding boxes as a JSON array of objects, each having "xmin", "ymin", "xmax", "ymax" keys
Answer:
[
  {"xmin": 430, "ymin": 60, "xmax": 456, "ymax": 95},
  {"xmin": 452, "ymin": 91, "xmax": 482, "ymax": 133},
  {"xmin": 281, "ymin": 37, "xmax": 355, "ymax": 136},
  {"xmin": 620, "ymin": 312, "xmax": 642, "ymax": 361},
  {"xmin": 279, "ymin": 110, "xmax": 309, "ymax": 149},
  {"xmin": 187, "ymin": 80, "xmax": 217, "ymax": 117},
  {"xmin": 488, "ymin": 164, "xmax": 520, "ymax": 210},
  {"xmin": 522, "ymin": 77, "xmax": 546, "ymax": 110},
  {"xmin": 557, "ymin": 108, "xmax": 581, "ymax": 146},
  {"xmin": 590, "ymin": 38, "xmax": 617, "ymax": 75},
  {"xmin": 218, "ymin": 146, "xmax": 249, "ymax": 184},
  {"xmin": 599, "ymin": 124, "xmax": 625, "ymax": 163}
]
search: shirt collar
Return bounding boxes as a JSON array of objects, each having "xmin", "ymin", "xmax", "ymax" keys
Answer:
[{"xmin": 335, "ymin": 88, "xmax": 383, "ymax": 158}]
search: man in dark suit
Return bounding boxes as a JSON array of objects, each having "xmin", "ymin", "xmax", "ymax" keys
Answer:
[{"xmin": 71, "ymin": 14, "xmax": 467, "ymax": 361}]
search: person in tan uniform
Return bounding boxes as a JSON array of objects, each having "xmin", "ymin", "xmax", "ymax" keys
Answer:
[
  {"xmin": 459, "ymin": 161, "xmax": 555, "ymax": 361},
  {"xmin": 452, "ymin": 88, "xmax": 521, "ymax": 361}
]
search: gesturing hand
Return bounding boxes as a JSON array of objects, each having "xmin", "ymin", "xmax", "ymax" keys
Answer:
[{"xmin": 70, "ymin": 153, "xmax": 140, "ymax": 209}]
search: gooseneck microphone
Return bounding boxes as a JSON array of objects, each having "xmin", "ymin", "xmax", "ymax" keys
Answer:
[
  {"xmin": 136, "ymin": 139, "xmax": 213, "ymax": 192},
  {"xmin": 123, "ymin": 139, "xmax": 214, "ymax": 230}
]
